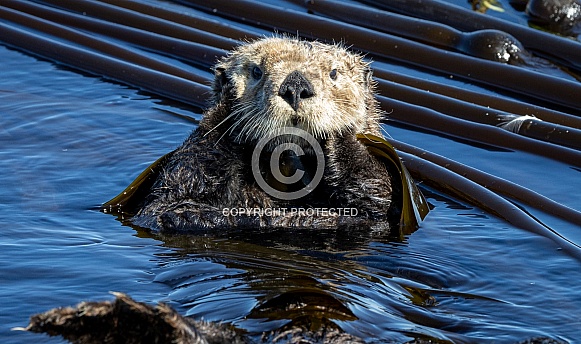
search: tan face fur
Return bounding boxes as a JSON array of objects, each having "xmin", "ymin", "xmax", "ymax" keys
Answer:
[{"xmin": 212, "ymin": 37, "xmax": 380, "ymax": 143}]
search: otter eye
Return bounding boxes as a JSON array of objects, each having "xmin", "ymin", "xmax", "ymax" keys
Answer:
[
  {"xmin": 251, "ymin": 66, "xmax": 263, "ymax": 80},
  {"xmin": 329, "ymin": 68, "xmax": 337, "ymax": 80}
]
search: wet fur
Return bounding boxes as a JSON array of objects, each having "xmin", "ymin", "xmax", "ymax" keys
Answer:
[
  {"xmin": 131, "ymin": 37, "xmax": 401, "ymax": 232},
  {"xmin": 23, "ymin": 293, "xmax": 364, "ymax": 344}
]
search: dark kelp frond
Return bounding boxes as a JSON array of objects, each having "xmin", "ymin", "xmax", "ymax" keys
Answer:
[
  {"xmin": 357, "ymin": 133, "xmax": 430, "ymax": 232},
  {"xmin": 102, "ymin": 151, "xmax": 174, "ymax": 215}
]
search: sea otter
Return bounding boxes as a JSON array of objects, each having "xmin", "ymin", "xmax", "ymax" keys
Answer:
[{"xmin": 104, "ymin": 37, "xmax": 424, "ymax": 232}]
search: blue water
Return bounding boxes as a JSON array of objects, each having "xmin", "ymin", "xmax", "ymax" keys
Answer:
[
  {"xmin": 1, "ymin": 1, "xmax": 581, "ymax": 343},
  {"xmin": 0, "ymin": 47, "xmax": 190, "ymax": 343}
]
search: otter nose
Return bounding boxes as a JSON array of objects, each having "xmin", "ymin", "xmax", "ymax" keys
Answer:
[{"xmin": 278, "ymin": 70, "xmax": 315, "ymax": 111}]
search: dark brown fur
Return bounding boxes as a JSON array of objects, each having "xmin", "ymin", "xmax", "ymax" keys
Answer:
[{"xmin": 22, "ymin": 293, "xmax": 567, "ymax": 344}]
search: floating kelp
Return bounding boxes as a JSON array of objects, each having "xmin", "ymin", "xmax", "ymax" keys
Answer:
[
  {"xmin": 308, "ymin": 0, "xmax": 527, "ymax": 64},
  {"xmin": 2, "ymin": 1, "xmax": 227, "ymax": 69},
  {"xmin": 389, "ymin": 138, "xmax": 581, "ymax": 260},
  {"xmin": 526, "ymin": 0, "xmax": 581, "ymax": 36},
  {"xmin": 32, "ymin": 0, "xmax": 240, "ymax": 50},
  {"xmin": 359, "ymin": 0, "xmax": 581, "ymax": 70},
  {"xmin": 371, "ymin": 68, "xmax": 581, "ymax": 128},
  {"xmin": 3, "ymin": 0, "xmax": 581, "ymax": 154},
  {"xmin": 102, "ymin": 151, "xmax": 174, "ymax": 214},
  {"xmin": 0, "ymin": 5, "xmax": 208, "ymax": 85},
  {"xmin": 183, "ymin": 0, "xmax": 581, "ymax": 110},
  {"xmin": 357, "ymin": 134, "xmax": 429, "ymax": 233},
  {"xmin": 375, "ymin": 79, "xmax": 581, "ymax": 150},
  {"xmin": 376, "ymin": 96, "xmax": 581, "ymax": 168},
  {"xmin": 389, "ymin": 138, "xmax": 581, "ymax": 228},
  {"xmin": 0, "ymin": 12, "xmax": 210, "ymax": 106}
]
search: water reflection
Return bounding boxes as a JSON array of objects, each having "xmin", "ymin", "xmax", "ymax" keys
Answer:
[{"xmin": 120, "ymin": 186, "xmax": 574, "ymax": 342}]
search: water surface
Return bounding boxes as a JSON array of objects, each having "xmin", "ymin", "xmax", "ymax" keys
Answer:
[{"xmin": 1, "ymin": 1, "xmax": 581, "ymax": 343}]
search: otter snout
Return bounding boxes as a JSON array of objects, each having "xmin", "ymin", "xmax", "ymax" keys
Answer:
[{"xmin": 278, "ymin": 70, "xmax": 315, "ymax": 111}]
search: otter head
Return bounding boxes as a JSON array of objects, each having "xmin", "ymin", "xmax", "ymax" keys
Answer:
[{"xmin": 210, "ymin": 37, "xmax": 381, "ymax": 145}]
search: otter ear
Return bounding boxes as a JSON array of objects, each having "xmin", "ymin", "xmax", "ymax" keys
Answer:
[
  {"xmin": 213, "ymin": 66, "xmax": 229, "ymax": 97},
  {"xmin": 363, "ymin": 65, "xmax": 374, "ymax": 90}
]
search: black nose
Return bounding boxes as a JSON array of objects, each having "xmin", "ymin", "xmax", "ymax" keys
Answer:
[{"xmin": 278, "ymin": 70, "xmax": 315, "ymax": 111}]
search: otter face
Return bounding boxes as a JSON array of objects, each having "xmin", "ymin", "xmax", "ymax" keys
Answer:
[{"xmin": 212, "ymin": 37, "xmax": 379, "ymax": 144}]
